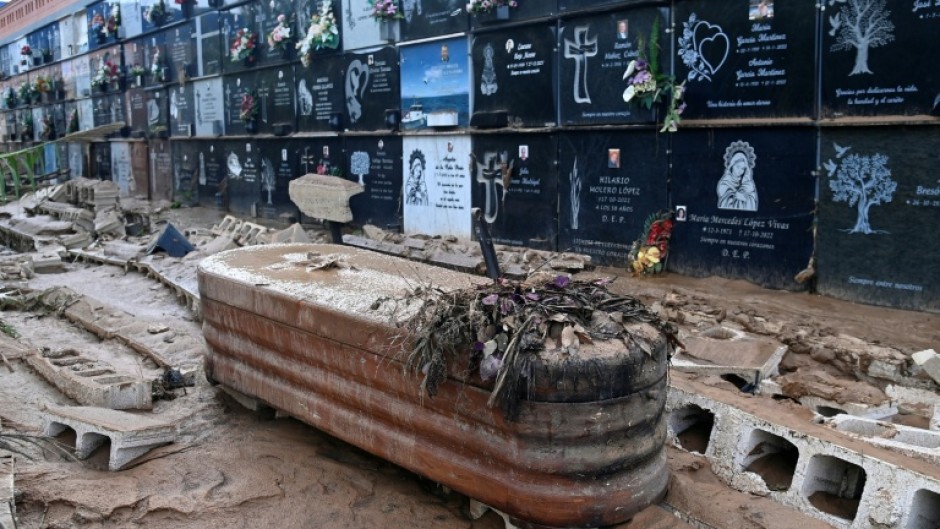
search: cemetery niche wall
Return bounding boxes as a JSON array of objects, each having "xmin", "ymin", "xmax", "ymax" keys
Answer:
[
  {"xmin": 817, "ymin": 127, "xmax": 940, "ymax": 312},
  {"xmin": 344, "ymin": 135, "xmax": 402, "ymax": 228},
  {"xmin": 559, "ymin": 6, "xmax": 669, "ymax": 126},
  {"xmin": 557, "ymin": 131, "xmax": 668, "ymax": 266},
  {"xmin": 668, "ymin": 128, "xmax": 816, "ymax": 290},
  {"xmin": 821, "ymin": 0, "xmax": 940, "ymax": 118},
  {"xmin": 471, "ymin": 133, "xmax": 557, "ymax": 250},
  {"xmin": 674, "ymin": 0, "xmax": 816, "ymax": 119},
  {"xmin": 471, "ymin": 24, "xmax": 555, "ymax": 128},
  {"xmin": 400, "ymin": 37, "xmax": 469, "ymax": 130}
]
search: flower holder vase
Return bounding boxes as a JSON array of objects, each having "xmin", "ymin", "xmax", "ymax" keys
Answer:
[
  {"xmin": 43, "ymin": 52, "xmax": 53, "ymax": 63},
  {"xmin": 244, "ymin": 120, "xmax": 258, "ymax": 134},
  {"xmin": 96, "ymin": 32, "xmax": 107, "ymax": 44},
  {"xmin": 378, "ymin": 20, "xmax": 399, "ymax": 42},
  {"xmin": 182, "ymin": 2, "xmax": 193, "ymax": 18}
]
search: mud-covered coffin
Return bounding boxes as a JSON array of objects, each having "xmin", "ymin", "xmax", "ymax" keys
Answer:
[{"xmin": 198, "ymin": 244, "xmax": 670, "ymax": 528}]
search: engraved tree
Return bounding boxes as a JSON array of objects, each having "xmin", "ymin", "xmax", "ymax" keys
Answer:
[
  {"xmin": 829, "ymin": 0, "xmax": 895, "ymax": 76},
  {"xmin": 828, "ymin": 151, "xmax": 896, "ymax": 234},
  {"xmin": 262, "ymin": 157, "xmax": 276, "ymax": 205},
  {"xmin": 350, "ymin": 151, "xmax": 370, "ymax": 187}
]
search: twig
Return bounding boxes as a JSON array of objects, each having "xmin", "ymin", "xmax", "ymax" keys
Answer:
[{"xmin": 0, "ymin": 352, "xmax": 12, "ymax": 373}]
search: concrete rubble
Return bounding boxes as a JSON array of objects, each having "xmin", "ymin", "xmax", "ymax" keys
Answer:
[
  {"xmin": 0, "ymin": 455, "xmax": 13, "ymax": 529},
  {"xmin": 42, "ymin": 405, "xmax": 177, "ymax": 471},
  {"xmin": 25, "ymin": 347, "xmax": 153, "ymax": 410}
]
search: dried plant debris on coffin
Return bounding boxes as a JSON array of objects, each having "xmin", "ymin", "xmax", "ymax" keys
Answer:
[{"xmin": 393, "ymin": 275, "xmax": 680, "ymax": 419}]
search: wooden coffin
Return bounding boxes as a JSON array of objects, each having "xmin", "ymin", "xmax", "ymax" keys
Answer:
[{"xmin": 198, "ymin": 244, "xmax": 670, "ymax": 528}]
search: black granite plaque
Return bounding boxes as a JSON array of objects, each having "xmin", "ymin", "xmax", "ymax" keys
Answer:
[
  {"xmin": 142, "ymin": 0, "xmax": 184, "ymax": 33},
  {"xmin": 126, "ymin": 88, "xmax": 149, "ymax": 133},
  {"xmin": 345, "ymin": 136, "xmax": 402, "ymax": 227},
  {"xmin": 150, "ymin": 140, "xmax": 174, "ymax": 200},
  {"xmin": 259, "ymin": 0, "xmax": 296, "ymax": 65},
  {"xmin": 224, "ymin": 139, "xmax": 262, "ymax": 216},
  {"xmin": 822, "ymin": 1, "xmax": 940, "ymax": 117},
  {"xmin": 169, "ymin": 84, "xmax": 195, "ymax": 136},
  {"xmin": 28, "ymin": 23, "xmax": 59, "ymax": 62},
  {"xmin": 559, "ymin": 7, "xmax": 669, "ymax": 126},
  {"xmin": 52, "ymin": 102, "xmax": 66, "ymax": 139},
  {"xmin": 399, "ymin": 0, "xmax": 468, "ymax": 41},
  {"xmin": 817, "ymin": 127, "xmax": 940, "ymax": 311},
  {"xmin": 256, "ymin": 65, "xmax": 296, "ymax": 134},
  {"xmin": 294, "ymin": 0, "xmax": 343, "ymax": 59},
  {"xmin": 469, "ymin": 0, "xmax": 556, "ymax": 28},
  {"xmin": 471, "ymin": 133, "xmax": 557, "ymax": 250},
  {"xmin": 343, "ymin": 47, "xmax": 400, "ymax": 132},
  {"xmin": 255, "ymin": 139, "xmax": 307, "ymax": 219},
  {"xmin": 197, "ymin": 141, "xmax": 227, "ymax": 208},
  {"xmin": 144, "ymin": 35, "xmax": 168, "ymax": 87},
  {"xmin": 674, "ymin": 0, "xmax": 816, "ymax": 119},
  {"xmin": 471, "ymin": 24, "xmax": 556, "ymax": 128},
  {"xmin": 198, "ymin": 12, "xmax": 223, "ymax": 77},
  {"xmin": 295, "ymin": 53, "xmax": 344, "ymax": 132},
  {"xmin": 559, "ymin": 0, "xmax": 660, "ymax": 14},
  {"xmin": 558, "ymin": 131, "xmax": 668, "ymax": 266},
  {"xmin": 172, "ymin": 141, "xmax": 201, "ymax": 204},
  {"xmin": 166, "ymin": 23, "xmax": 197, "ymax": 82},
  {"xmin": 91, "ymin": 142, "xmax": 112, "ymax": 180},
  {"xmin": 146, "ymin": 89, "xmax": 170, "ymax": 136},
  {"xmin": 294, "ymin": 137, "xmax": 343, "ymax": 178},
  {"xmin": 92, "ymin": 94, "xmax": 123, "ymax": 127},
  {"xmin": 222, "ymin": 72, "xmax": 258, "ymax": 135},
  {"xmin": 668, "ymin": 128, "xmax": 815, "ymax": 290},
  {"xmin": 86, "ymin": 1, "xmax": 118, "ymax": 50},
  {"xmin": 220, "ymin": 5, "xmax": 261, "ymax": 74}
]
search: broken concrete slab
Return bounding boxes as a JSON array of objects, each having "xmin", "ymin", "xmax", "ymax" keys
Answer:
[
  {"xmin": 428, "ymin": 250, "xmax": 486, "ymax": 275},
  {"xmin": 26, "ymin": 348, "xmax": 153, "ymax": 410},
  {"xmin": 826, "ymin": 415, "xmax": 940, "ymax": 466},
  {"xmin": 288, "ymin": 174, "xmax": 363, "ymax": 223},
  {"xmin": 42, "ymin": 405, "xmax": 177, "ymax": 471},
  {"xmin": 201, "ymin": 235, "xmax": 238, "ymax": 256},
  {"xmin": 342, "ymin": 235, "xmax": 408, "ymax": 257},
  {"xmin": 0, "ymin": 455, "xmax": 14, "ymax": 529},
  {"xmin": 263, "ymin": 223, "xmax": 310, "ymax": 245},
  {"xmin": 671, "ymin": 326, "xmax": 787, "ymax": 387},
  {"xmin": 912, "ymin": 349, "xmax": 940, "ymax": 386}
]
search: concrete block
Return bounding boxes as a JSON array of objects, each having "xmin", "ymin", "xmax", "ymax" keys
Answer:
[
  {"xmin": 25, "ymin": 349, "xmax": 152, "ymax": 410},
  {"xmin": 827, "ymin": 415, "xmax": 940, "ymax": 466},
  {"xmin": 42, "ymin": 405, "xmax": 177, "ymax": 471},
  {"xmin": 428, "ymin": 251, "xmax": 485, "ymax": 275},
  {"xmin": 799, "ymin": 396, "xmax": 898, "ymax": 420},
  {"xmin": 342, "ymin": 235, "xmax": 408, "ymax": 257},
  {"xmin": 233, "ymin": 221, "xmax": 268, "ymax": 246},
  {"xmin": 211, "ymin": 215, "xmax": 241, "ymax": 236},
  {"xmin": 667, "ymin": 374, "xmax": 940, "ymax": 529},
  {"xmin": 263, "ymin": 223, "xmax": 310, "ymax": 245}
]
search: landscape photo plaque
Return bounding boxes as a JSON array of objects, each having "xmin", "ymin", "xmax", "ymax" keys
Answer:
[
  {"xmin": 402, "ymin": 135, "xmax": 472, "ymax": 239},
  {"xmin": 471, "ymin": 24, "xmax": 555, "ymax": 128},
  {"xmin": 399, "ymin": 0, "xmax": 468, "ymax": 42},
  {"xmin": 557, "ymin": 131, "xmax": 668, "ymax": 266},
  {"xmin": 673, "ymin": 0, "xmax": 816, "ymax": 119},
  {"xmin": 223, "ymin": 140, "xmax": 262, "ymax": 216},
  {"xmin": 295, "ymin": 53, "xmax": 345, "ymax": 132},
  {"xmin": 471, "ymin": 133, "xmax": 558, "ymax": 250},
  {"xmin": 817, "ymin": 127, "xmax": 940, "ymax": 311},
  {"xmin": 343, "ymin": 46, "xmax": 400, "ymax": 132},
  {"xmin": 400, "ymin": 37, "xmax": 470, "ymax": 131},
  {"xmin": 344, "ymin": 135, "xmax": 403, "ymax": 228},
  {"xmin": 169, "ymin": 84, "xmax": 195, "ymax": 136},
  {"xmin": 559, "ymin": 7, "xmax": 669, "ymax": 126},
  {"xmin": 822, "ymin": 0, "xmax": 940, "ymax": 117},
  {"xmin": 668, "ymin": 127, "xmax": 816, "ymax": 290},
  {"xmin": 193, "ymin": 77, "xmax": 225, "ymax": 136},
  {"xmin": 197, "ymin": 142, "xmax": 227, "ymax": 208}
]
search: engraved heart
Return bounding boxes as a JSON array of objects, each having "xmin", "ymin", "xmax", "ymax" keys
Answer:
[{"xmin": 692, "ymin": 21, "xmax": 729, "ymax": 77}]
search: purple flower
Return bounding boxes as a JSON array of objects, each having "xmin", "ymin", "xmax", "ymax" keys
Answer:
[
  {"xmin": 636, "ymin": 59, "xmax": 648, "ymax": 70},
  {"xmin": 482, "ymin": 293, "xmax": 499, "ymax": 305},
  {"xmin": 553, "ymin": 276, "xmax": 570, "ymax": 288},
  {"xmin": 525, "ymin": 292, "xmax": 540, "ymax": 301},
  {"xmin": 499, "ymin": 297, "xmax": 516, "ymax": 315},
  {"xmin": 473, "ymin": 341, "xmax": 485, "ymax": 351},
  {"xmin": 480, "ymin": 355, "xmax": 502, "ymax": 381}
]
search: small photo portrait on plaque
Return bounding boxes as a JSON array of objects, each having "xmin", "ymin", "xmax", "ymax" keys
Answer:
[
  {"xmin": 441, "ymin": 45, "xmax": 450, "ymax": 63},
  {"xmin": 519, "ymin": 145, "xmax": 529, "ymax": 161},
  {"xmin": 608, "ymin": 148, "xmax": 621, "ymax": 169},
  {"xmin": 505, "ymin": 39, "xmax": 515, "ymax": 54},
  {"xmin": 616, "ymin": 20, "xmax": 629, "ymax": 40},
  {"xmin": 675, "ymin": 205, "xmax": 688, "ymax": 222},
  {"xmin": 749, "ymin": 0, "xmax": 774, "ymax": 21}
]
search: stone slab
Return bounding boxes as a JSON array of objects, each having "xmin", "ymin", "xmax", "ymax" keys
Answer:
[{"xmin": 289, "ymin": 174, "xmax": 364, "ymax": 223}]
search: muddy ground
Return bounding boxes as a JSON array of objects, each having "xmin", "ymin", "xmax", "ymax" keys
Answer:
[{"xmin": 1, "ymin": 206, "xmax": 938, "ymax": 529}]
